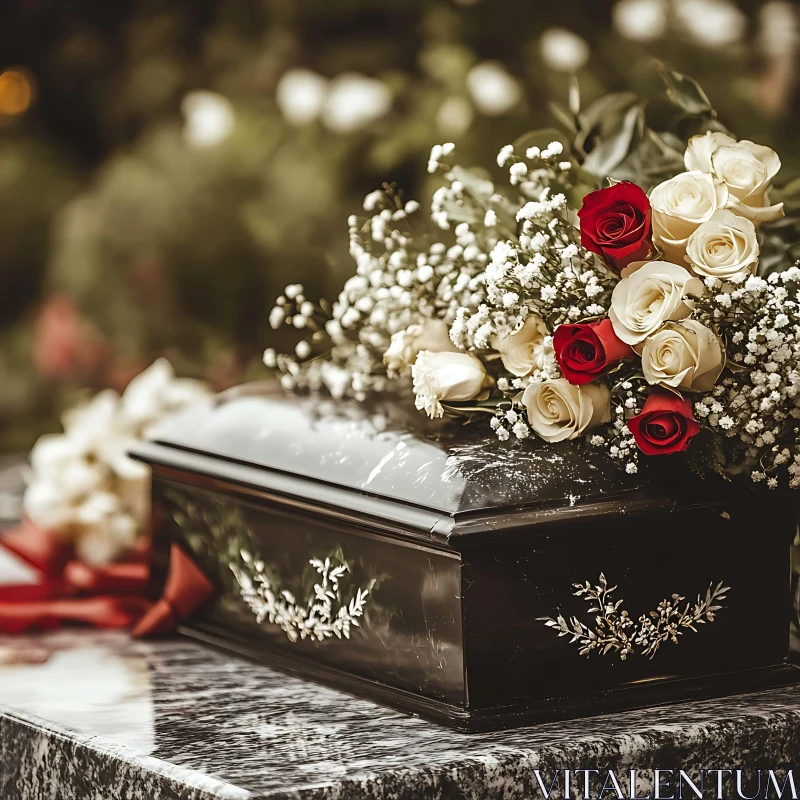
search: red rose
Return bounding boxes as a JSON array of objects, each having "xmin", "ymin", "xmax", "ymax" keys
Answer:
[
  {"xmin": 627, "ymin": 389, "xmax": 701, "ymax": 456},
  {"xmin": 553, "ymin": 318, "xmax": 634, "ymax": 385},
  {"xmin": 578, "ymin": 182, "xmax": 653, "ymax": 272}
]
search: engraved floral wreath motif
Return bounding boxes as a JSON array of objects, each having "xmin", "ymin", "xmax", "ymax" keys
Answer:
[
  {"xmin": 538, "ymin": 573, "xmax": 729, "ymax": 660},
  {"xmin": 231, "ymin": 550, "xmax": 373, "ymax": 643}
]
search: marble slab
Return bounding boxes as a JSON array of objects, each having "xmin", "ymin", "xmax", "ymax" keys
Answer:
[{"xmin": 1, "ymin": 630, "xmax": 800, "ymax": 799}]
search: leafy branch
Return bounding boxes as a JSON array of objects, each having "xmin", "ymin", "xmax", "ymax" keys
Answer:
[
  {"xmin": 538, "ymin": 573, "xmax": 729, "ymax": 660},
  {"xmin": 232, "ymin": 551, "xmax": 374, "ymax": 643}
]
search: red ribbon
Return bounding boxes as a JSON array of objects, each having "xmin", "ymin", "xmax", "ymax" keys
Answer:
[
  {"xmin": 0, "ymin": 521, "xmax": 212, "ymax": 638},
  {"xmin": 132, "ymin": 546, "xmax": 214, "ymax": 637}
]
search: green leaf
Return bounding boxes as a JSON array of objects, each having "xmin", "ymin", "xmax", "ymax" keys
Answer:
[
  {"xmin": 581, "ymin": 102, "xmax": 646, "ymax": 178},
  {"xmin": 549, "ymin": 102, "xmax": 578, "ymax": 135},
  {"xmin": 576, "ymin": 91, "xmax": 640, "ymax": 152},
  {"xmin": 658, "ymin": 65, "xmax": 713, "ymax": 116}
]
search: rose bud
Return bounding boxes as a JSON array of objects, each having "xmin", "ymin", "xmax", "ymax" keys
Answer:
[
  {"xmin": 553, "ymin": 319, "xmax": 634, "ymax": 385},
  {"xmin": 578, "ymin": 181, "xmax": 653, "ymax": 271},
  {"xmin": 627, "ymin": 388, "xmax": 701, "ymax": 456}
]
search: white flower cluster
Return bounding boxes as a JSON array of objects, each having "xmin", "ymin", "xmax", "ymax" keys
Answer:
[
  {"xmin": 263, "ymin": 119, "xmax": 800, "ymax": 490},
  {"xmin": 450, "ymin": 144, "xmax": 612, "ymax": 353},
  {"xmin": 692, "ymin": 267, "xmax": 800, "ymax": 486},
  {"xmin": 589, "ymin": 378, "xmax": 647, "ymax": 475},
  {"xmin": 265, "ymin": 161, "xmax": 500, "ymax": 400},
  {"xmin": 23, "ymin": 359, "xmax": 212, "ymax": 564}
]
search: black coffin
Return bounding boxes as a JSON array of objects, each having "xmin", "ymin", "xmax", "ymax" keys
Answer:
[{"xmin": 131, "ymin": 384, "xmax": 800, "ymax": 731}]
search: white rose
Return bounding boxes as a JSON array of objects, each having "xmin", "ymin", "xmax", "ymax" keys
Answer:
[
  {"xmin": 639, "ymin": 319, "xmax": 724, "ymax": 393},
  {"xmin": 685, "ymin": 209, "xmax": 759, "ymax": 282},
  {"xmin": 491, "ymin": 316, "xmax": 551, "ymax": 377},
  {"xmin": 609, "ymin": 261, "xmax": 704, "ymax": 346},
  {"xmin": 412, "ymin": 351, "xmax": 488, "ymax": 419},
  {"xmin": 608, "ymin": 261, "xmax": 703, "ymax": 345},
  {"xmin": 522, "ymin": 379, "xmax": 610, "ymax": 443},
  {"xmin": 650, "ymin": 171, "xmax": 728, "ymax": 263},
  {"xmin": 685, "ymin": 131, "xmax": 784, "ymax": 223},
  {"xmin": 383, "ymin": 319, "xmax": 458, "ymax": 374}
]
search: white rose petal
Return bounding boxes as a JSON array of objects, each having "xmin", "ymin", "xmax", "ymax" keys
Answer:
[
  {"xmin": 650, "ymin": 171, "xmax": 728, "ymax": 263},
  {"xmin": 639, "ymin": 319, "xmax": 724, "ymax": 392},
  {"xmin": 383, "ymin": 319, "xmax": 458, "ymax": 374},
  {"xmin": 522, "ymin": 379, "xmax": 610, "ymax": 443},
  {"xmin": 609, "ymin": 260, "xmax": 704, "ymax": 345},
  {"xmin": 685, "ymin": 209, "xmax": 759, "ymax": 281},
  {"xmin": 412, "ymin": 351, "xmax": 488, "ymax": 419},
  {"xmin": 490, "ymin": 316, "xmax": 551, "ymax": 378},
  {"xmin": 684, "ymin": 131, "xmax": 784, "ymax": 223}
]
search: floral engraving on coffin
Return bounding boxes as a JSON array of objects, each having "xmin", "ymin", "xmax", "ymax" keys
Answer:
[
  {"xmin": 538, "ymin": 573, "xmax": 729, "ymax": 660},
  {"xmin": 231, "ymin": 551, "xmax": 374, "ymax": 643}
]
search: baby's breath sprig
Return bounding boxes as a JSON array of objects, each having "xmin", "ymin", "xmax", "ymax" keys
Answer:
[{"xmin": 690, "ymin": 266, "xmax": 800, "ymax": 487}]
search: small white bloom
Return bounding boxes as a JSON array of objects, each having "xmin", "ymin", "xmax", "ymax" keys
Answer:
[
  {"xmin": 512, "ymin": 421, "xmax": 530, "ymax": 439},
  {"xmin": 263, "ymin": 348, "xmax": 277, "ymax": 368},
  {"xmin": 496, "ymin": 144, "xmax": 514, "ymax": 167}
]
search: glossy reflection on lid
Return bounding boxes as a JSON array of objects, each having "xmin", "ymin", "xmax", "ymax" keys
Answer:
[{"xmin": 147, "ymin": 384, "xmax": 650, "ymax": 514}]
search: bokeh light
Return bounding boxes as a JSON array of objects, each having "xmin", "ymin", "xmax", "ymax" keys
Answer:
[{"xmin": 0, "ymin": 68, "xmax": 34, "ymax": 117}]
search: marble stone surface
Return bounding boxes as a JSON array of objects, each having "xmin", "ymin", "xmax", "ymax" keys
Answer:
[{"xmin": 0, "ymin": 630, "xmax": 799, "ymax": 799}]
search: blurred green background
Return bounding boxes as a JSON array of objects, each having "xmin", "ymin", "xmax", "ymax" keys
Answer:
[{"xmin": 0, "ymin": 0, "xmax": 798, "ymax": 451}]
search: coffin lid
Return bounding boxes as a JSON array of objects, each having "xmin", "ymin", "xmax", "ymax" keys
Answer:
[{"xmin": 135, "ymin": 383, "xmax": 711, "ymax": 520}]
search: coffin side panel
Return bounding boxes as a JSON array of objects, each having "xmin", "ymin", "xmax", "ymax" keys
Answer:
[
  {"xmin": 153, "ymin": 477, "xmax": 466, "ymax": 705},
  {"xmin": 461, "ymin": 497, "xmax": 794, "ymax": 709}
]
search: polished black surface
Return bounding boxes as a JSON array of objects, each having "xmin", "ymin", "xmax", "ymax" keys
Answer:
[
  {"xmin": 144, "ymin": 385, "xmax": 654, "ymax": 515},
  {"xmin": 159, "ymin": 479, "xmax": 466, "ymax": 705},
  {"xmin": 136, "ymin": 386, "xmax": 799, "ymax": 730}
]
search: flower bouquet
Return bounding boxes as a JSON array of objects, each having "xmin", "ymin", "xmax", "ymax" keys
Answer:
[{"xmin": 265, "ymin": 71, "xmax": 800, "ymax": 488}]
